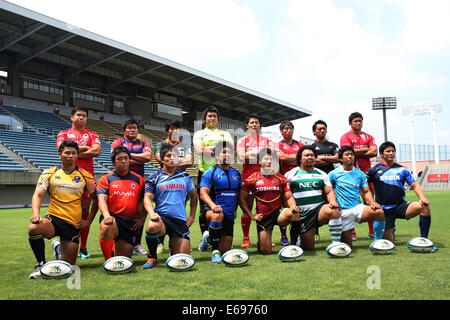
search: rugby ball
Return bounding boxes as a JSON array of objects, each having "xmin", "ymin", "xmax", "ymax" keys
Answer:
[
  {"xmin": 369, "ymin": 239, "xmax": 395, "ymax": 255},
  {"xmin": 407, "ymin": 237, "xmax": 434, "ymax": 253},
  {"xmin": 222, "ymin": 249, "xmax": 249, "ymax": 266},
  {"xmin": 40, "ymin": 260, "xmax": 73, "ymax": 279},
  {"xmin": 278, "ymin": 245, "xmax": 303, "ymax": 262},
  {"xmin": 326, "ymin": 242, "xmax": 352, "ymax": 258},
  {"xmin": 165, "ymin": 253, "xmax": 195, "ymax": 271},
  {"xmin": 103, "ymin": 256, "xmax": 134, "ymax": 274}
]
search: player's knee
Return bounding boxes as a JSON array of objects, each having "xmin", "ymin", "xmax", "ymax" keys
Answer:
[
  {"xmin": 27, "ymin": 223, "xmax": 40, "ymax": 235},
  {"xmin": 374, "ymin": 209, "xmax": 385, "ymax": 220},
  {"xmin": 330, "ymin": 208, "xmax": 340, "ymax": 220}
]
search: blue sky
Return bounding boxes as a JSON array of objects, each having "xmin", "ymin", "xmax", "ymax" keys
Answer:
[{"xmin": 7, "ymin": 0, "xmax": 450, "ymax": 147}]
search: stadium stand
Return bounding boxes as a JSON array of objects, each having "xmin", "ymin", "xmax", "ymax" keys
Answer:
[
  {"xmin": 418, "ymin": 163, "xmax": 450, "ymax": 190},
  {"xmin": 0, "ymin": 148, "xmax": 28, "ymax": 171}
]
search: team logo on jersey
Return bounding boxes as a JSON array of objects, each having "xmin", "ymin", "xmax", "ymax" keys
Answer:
[
  {"xmin": 256, "ymin": 180, "xmax": 264, "ymax": 186},
  {"xmin": 72, "ymin": 176, "xmax": 81, "ymax": 183},
  {"xmin": 131, "ymin": 183, "xmax": 136, "ymax": 189},
  {"xmin": 55, "ymin": 176, "xmax": 61, "ymax": 179},
  {"xmin": 83, "ymin": 133, "xmax": 89, "ymax": 139},
  {"xmin": 271, "ymin": 179, "xmax": 279, "ymax": 185}
]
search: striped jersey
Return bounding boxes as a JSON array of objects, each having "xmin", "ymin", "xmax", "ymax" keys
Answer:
[
  {"xmin": 110, "ymin": 138, "xmax": 151, "ymax": 177},
  {"xmin": 284, "ymin": 167, "xmax": 331, "ymax": 217}
]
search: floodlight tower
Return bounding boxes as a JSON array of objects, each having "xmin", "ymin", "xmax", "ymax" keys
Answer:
[
  {"xmin": 372, "ymin": 97, "xmax": 397, "ymax": 142},
  {"xmin": 401, "ymin": 103, "xmax": 443, "ymax": 177}
]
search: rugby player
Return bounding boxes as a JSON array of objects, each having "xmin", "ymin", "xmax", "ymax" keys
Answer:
[
  {"xmin": 366, "ymin": 141, "xmax": 435, "ymax": 249},
  {"xmin": 277, "ymin": 120, "xmax": 304, "ymax": 246},
  {"xmin": 193, "ymin": 105, "xmax": 233, "ymax": 251},
  {"xmin": 111, "ymin": 119, "xmax": 151, "ymax": 256},
  {"xmin": 340, "ymin": 112, "xmax": 377, "ymax": 240},
  {"xmin": 96, "ymin": 146, "xmax": 146, "ymax": 261},
  {"xmin": 329, "ymin": 146, "xmax": 385, "ymax": 247},
  {"xmin": 199, "ymin": 141, "xmax": 241, "ymax": 262},
  {"xmin": 236, "ymin": 114, "xmax": 274, "ymax": 248},
  {"xmin": 28, "ymin": 140, "xmax": 96, "ymax": 278},
  {"xmin": 56, "ymin": 107, "xmax": 101, "ymax": 259},
  {"xmin": 284, "ymin": 145, "xmax": 341, "ymax": 251},
  {"xmin": 142, "ymin": 145, "xmax": 197, "ymax": 269},
  {"xmin": 239, "ymin": 148, "xmax": 301, "ymax": 255}
]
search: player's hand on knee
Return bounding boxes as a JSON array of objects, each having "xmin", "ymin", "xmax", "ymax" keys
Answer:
[
  {"xmin": 212, "ymin": 205, "xmax": 223, "ymax": 214},
  {"xmin": 30, "ymin": 216, "xmax": 42, "ymax": 224},
  {"xmin": 104, "ymin": 216, "xmax": 115, "ymax": 225}
]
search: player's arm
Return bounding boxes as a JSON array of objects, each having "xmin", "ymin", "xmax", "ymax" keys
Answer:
[
  {"xmin": 278, "ymin": 151, "xmax": 297, "ymax": 165},
  {"xmin": 200, "ymin": 186, "xmax": 222, "ymax": 214},
  {"xmin": 97, "ymin": 194, "xmax": 114, "ymax": 225},
  {"xmin": 316, "ymin": 153, "xmax": 340, "ymax": 165},
  {"xmin": 238, "ymin": 189, "xmax": 262, "ymax": 221},
  {"xmin": 410, "ymin": 181, "xmax": 430, "ymax": 208},
  {"xmin": 324, "ymin": 186, "xmax": 339, "ymax": 209},
  {"xmin": 357, "ymin": 145, "xmax": 377, "ymax": 158},
  {"xmin": 143, "ymin": 192, "xmax": 159, "ymax": 222},
  {"xmin": 361, "ymin": 186, "xmax": 380, "ymax": 210},
  {"xmin": 30, "ymin": 186, "xmax": 47, "ymax": 224},
  {"xmin": 78, "ymin": 143, "xmax": 101, "ymax": 158},
  {"xmin": 283, "ymin": 190, "xmax": 301, "ymax": 218},
  {"xmin": 186, "ymin": 189, "xmax": 197, "ymax": 227},
  {"xmin": 129, "ymin": 150, "xmax": 152, "ymax": 165}
]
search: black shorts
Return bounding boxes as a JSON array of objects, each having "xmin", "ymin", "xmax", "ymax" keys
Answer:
[
  {"xmin": 45, "ymin": 215, "xmax": 80, "ymax": 244},
  {"xmin": 384, "ymin": 202, "xmax": 411, "ymax": 230},
  {"xmin": 256, "ymin": 208, "xmax": 281, "ymax": 233},
  {"xmin": 291, "ymin": 204, "xmax": 322, "ymax": 235},
  {"xmin": 99, "ymin": 214, "xmax": 139, "ymax": 246},
  {"xmin": 160, "ymin": 215, "xmax": 190, "ymax": 240}
]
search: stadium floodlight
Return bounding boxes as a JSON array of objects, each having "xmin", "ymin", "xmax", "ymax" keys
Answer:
[
  {"xmin": 372, "ymin": 97, "xmax": 397, "ymax": 142},
  {"xmin": 401, "ymin": 103, "xmax": 443, "ymax": 177}
]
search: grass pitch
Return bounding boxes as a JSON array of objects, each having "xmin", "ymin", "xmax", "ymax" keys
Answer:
[{"xmin": 0, "ymin": 190, "xmax": 449, "ymax": 300}]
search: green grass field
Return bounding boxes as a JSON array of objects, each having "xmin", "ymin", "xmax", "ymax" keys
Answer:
[{"xmin": 0, "ymin": 190, "xmax": 449, "ymax": 300}]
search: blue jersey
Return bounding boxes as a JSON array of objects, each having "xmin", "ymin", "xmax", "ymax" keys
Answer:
[
  {"xmin": 200, "ymin": 165, "xmax": 241, "ymax": 221},
  {"xmin": 366, "ymin": 162, "xmax": 415, "ymax": 210},
  {"xmin": 329, "ymin": 166, "xmax": 368, "ymax": 209},
  {"xmin": 145, "ymin": 169, "xmax": 195, "ymax": 221}
]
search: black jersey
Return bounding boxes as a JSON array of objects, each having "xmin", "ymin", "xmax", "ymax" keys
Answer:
[{"xmin": 311, "ymin": 140, "xmax": 339, "ymax": 174}]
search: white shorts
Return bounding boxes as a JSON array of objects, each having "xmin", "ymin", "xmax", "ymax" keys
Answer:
[{"xmin": 340, "ymin": 204, "xmax": 366, "ymax": 232}]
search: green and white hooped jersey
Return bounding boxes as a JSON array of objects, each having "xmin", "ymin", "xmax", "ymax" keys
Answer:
[{"xmin": 285, "ymin": 167, "xmax": 331, "ymax": 217}]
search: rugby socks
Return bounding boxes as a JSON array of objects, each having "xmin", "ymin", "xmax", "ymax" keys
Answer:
[
  {"xmin": 145, "ymin": 232, "xmax": 159, "ymax": 259},
  {"xmin": 290, "ymin": 222, "xmax": 300, "ymax": 245},
  {"xmin": 208, "ymin": 221, "xmax": 222, "ymax": 251},
  {"xmin": 280, "ymin": 226, "xmax": 287, "ymax": 238},
  {"xmin": 368, "ymin": 220, "xmax": 374, "ymax": 235},
  {"xmin": 328, "ymin": 218, "xmax": 343, "ymax": 243},
  {"xmin": 419, "ymin": 216, "xmax": 431, "ymax": 238},
  {"xmin": 241, "ymin": 216, "xmax": 251, "ymax": 240},
  {"xmin": 99, "ymin": 238, "xmax": 114, "ymax": 261},
  {"xmin": 79, "ymin": 215, "xmax": 90, "ymax": 249},
  {"xmin": 373, "ymin": 220, "xmax": 385, "ymax": 241},
  {"xmin": 28, "ymin": 233, "xmax": 46, "ymax": 264}
]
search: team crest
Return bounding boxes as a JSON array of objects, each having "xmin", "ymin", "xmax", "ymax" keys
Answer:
[
  {"xmin": 72, "ymin": 176, "xmax": 81, "ymax": 183},
  {"xmin": 271, "ymin": 179, "xmax": 279, "ymax": 185}
]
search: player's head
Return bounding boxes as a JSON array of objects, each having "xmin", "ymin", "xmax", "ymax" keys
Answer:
[
  {"xmin": 122, "ymin": 119, "xmax": 139, "ymax": 140},
  {"xmin": 257, "ymin": 147, "xmax": 276, "ymax": 168},
  {"xmin": 165, "ymin": 120, "xmax": 181, "ymax": 141},
  {"xmin": 111, "ymin": 146, "xmax": 131, "ymax": 172},
  {"xmin": 160, "ymin": 144, "xmax": 178, "ymax": 168},
  {"xmin": 338, "ymin": 146, "xmax": 355, "ymax": 165},
  {"xmin": 279, "ymin": 120, "xmax": 294, "ymax": 140},
  {"xmin": 296, "ymin": 145, "xmax": 317, "ymax": 168},
  {"xmin": 245, "ymin": 114, "xmax": 261, "ymax": 133},
  {"xmin": 313, "ymin": 120, "xmax": 328, "ymax": 140},
  {"xmin": 202, "ymin": 105, "xmax": 220, "ymax": 128},
  {"xmin": 71, "ymin": 107, "xmax": 88, "ymax": 128},
  {"xmin": 379, "ymin": 141, "xmax": 396, "ymax": 163},
  {"xmin": 348, "ymin": 112, "xmax": 363, "ymax": 131},
  {"xmin": 58, "ymin": 139, "xmax": 79, "ymax": 165},
  {"xmin": 214, "ymin": 141, "xmax": 234, "ymax": 165}
]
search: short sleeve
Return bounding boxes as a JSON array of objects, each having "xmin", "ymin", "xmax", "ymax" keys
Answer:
[
  {"xmin": 36, "ymin": 168, "xmax": 53, "ymax": 190},
  {"xmin": 143, "ymin": 140, "xmax": 152, "ymax": 153},
  {"xmin": 199, "ymin": 168, "xmax": 213, "ymax": 189},
  {"xmin": 241, "ymin": 177, "xmax": 255, "ymax": 193},
  {"xmin": 404, "ymin": 168, "xmax": 416, "ymax": 185},
  {"xmin": 145, "ymin": 173, "xmax": 157, "ymax": 194},
  {"xmin": 56, "ymin": 130, "xmax": 66, "ymax": 146},
  {"xmin": 110, "ymin": 138, "xmax": 122, "ymax": 153},
  {"xmin": 91, "ymin": 131, "xmax": 101, "ymax": 146},
  {"xmin": 340, "ymin": 134, "xmax": 351, "ymax": 147},
  {"xmin": 96, "ymin": 175, "xmax": 109, "ymax": 196},
  {"xmin": 185, "ymin": 175, "xmax": 195, "ymax": 193}
]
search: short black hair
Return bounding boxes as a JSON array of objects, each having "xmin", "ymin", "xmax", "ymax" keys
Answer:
[
  {"xmin": 160, "ymin": 144, "xmax": 176, "ymax": 161},
  {"xmin": 202, "ymin": 105, "xmax": 220, "ymax": 122},
  {"xmin": 257, "ymin": 147, "xmax": 275, "ymax": 163},
  {"xmin": 165, "ymin": 120, "xmax": 181, "ymax": 133},
  {"xmin": 58, "ymin": 139, "xmax": 79, "ymax": 153},
  {"xmin": 349, "ymin": 112, "xmax": 363, "ymax": 123},
  {"xmin": 214, "ymin": 141, "xmax": 234, "ymax": 158},
  {"xmin": 122, "ymin": 119, "xmax": 139, "ymax": 131},
  {"xmin": 379, "ymin": 141, "xmax": 396, "ymax": 155},
  {"xmin": 71, "ymin": 107, "xmax": 89, "ymax": 117},
  {"xmin": 338, "ymin": 146, "xmax": 355, "ymax": 159},
  {"xmin": 312, "ymin": 120, "xmax": 327, "ymax": 132},
  {"xmin": 245, "ymin": 114, "xmax": 261, "ymax": 126},
  {"xmin": 111, "ymin": 146, "xmax": 131, "ymax": 163},
  {"xmin": 279, "ymin": 120, "xmax": 294, "ymax": 131},
  {"xmin": 296, "ymin": 145, "xmax": 317, "ymax": 166}
]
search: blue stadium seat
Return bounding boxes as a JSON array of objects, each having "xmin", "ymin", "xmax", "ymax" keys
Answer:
[{"xmin": 0, "ymin": 149, "xmax": 28, "ymax": 171}]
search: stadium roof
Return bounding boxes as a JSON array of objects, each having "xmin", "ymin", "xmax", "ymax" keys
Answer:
[{"xmin": 0, "ymin": 0, "xmax": 311, "ymax": 126}]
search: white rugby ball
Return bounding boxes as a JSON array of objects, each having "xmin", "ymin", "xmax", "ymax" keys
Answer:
[
  {"xmin": 103, "ymin": 256, "xmax": 134, "ymax": 274},
  {"xmin": 222, "ymin": 249, "xmax": 249, "ymax": 266},
  {"xmin": 369, "ymin": 239, "xmax": 395, "ymax": 255},
  {"xmin": 165, "ymin": 253, "xmax": 195, "ymax": 271},
  {"xmin": 278, "ymin": 245, "xmax": 303, "ymax": 262},
  {"xmin": 407, "ymin": 237, "xmax": 434, "ymax": 253},
  {"xmin": 40, "ymin": 260, "xmax": 73, "ymax": 279},
  {"xmin": 326, "ymin": 242, "xmax": 352, "ymax": 258}
]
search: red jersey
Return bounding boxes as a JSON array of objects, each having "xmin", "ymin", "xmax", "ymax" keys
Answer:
[
  {"xmin": 277, "ymin": 140, "xmax": 304, "ymax": 174},
  {"xmin": 96, "ymin": 170, "xmax": 145, "ymax": 220},
  {"xmin": 56, "ymin": 128, "xmax": 101, "ymax": 175},
  {"xmin": 237, "ymin": 134, "xmax": 273, "ymax": 180},
  {"xmin": 111, "ymin": 138, "xmax": 151, "ymax": 177},
  {"xmin": 242, "ymin": 171, "xmax": 290, "ymax": 216},
  {"xmin": 340, "ymin": 130, "xmax": 376, "ymax": 173}
]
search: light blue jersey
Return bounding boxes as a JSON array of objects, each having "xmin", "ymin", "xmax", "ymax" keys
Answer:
[{"xmin": 329, "ymin": 166, "xmax": 368, "ymax": 209}]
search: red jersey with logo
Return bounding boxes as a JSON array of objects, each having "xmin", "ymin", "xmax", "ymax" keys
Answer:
[
  {"xmin": 56, "ymin": 128, "xmax": 101, "ymax": 175},
  {"xmin": 237, "ymin": 135, "xmax": 273, "ymax": 180},
  {"xmin": 96, "ymin": 170, "xmax": 145, "ymax": 220},
  {"xmin": 242, "ymin": 171, "xmax": 290, "ymax": 216},
  {"xmin": 340, "ymin": 130, "xmax": 376, "ymax": 173},
  {"xmin": 277, "ymin": 140, "xmax": 304, "ymax": 174}
]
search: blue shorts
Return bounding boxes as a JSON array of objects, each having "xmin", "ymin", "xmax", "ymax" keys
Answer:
[
  {"xmin": 383, "ymin": 202, "xmax": 411, "ymax": 230},
  {"xmin": 160, "ymin": 215, "xmax": 190, "ymax": 240}
]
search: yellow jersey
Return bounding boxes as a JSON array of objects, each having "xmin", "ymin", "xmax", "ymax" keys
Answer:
[{"xmin": 37, "ymin": 165, "xmax": 96, "ymax": 227}]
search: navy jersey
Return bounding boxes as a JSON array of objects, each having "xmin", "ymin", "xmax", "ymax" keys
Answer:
[
  {"xmin": 199, "ymin": 165, "xmax": 241, "ymax": 221},
  {"xmin": 366, "ymin": 162, "xmax": 416, "ymax": 210}
]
